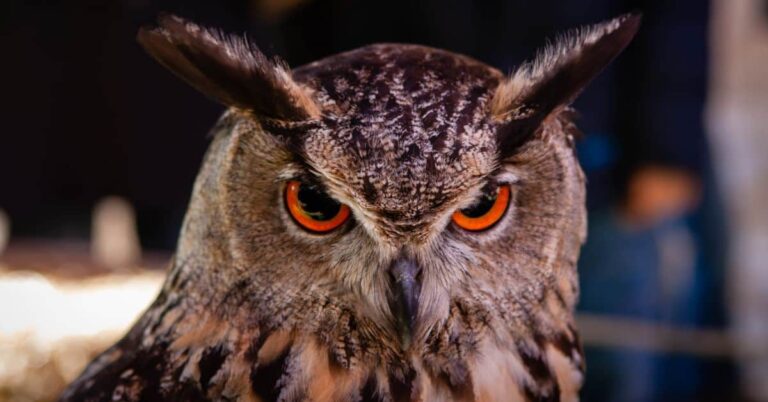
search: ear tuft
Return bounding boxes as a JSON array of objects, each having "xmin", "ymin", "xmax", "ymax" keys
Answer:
[
  {"xmin": 492, "ymin": 13, "xmax": 640, "ymax": 154},
  {"xmin": 137, "ymin": 14, "xmax": 320, "ymax": 121}
]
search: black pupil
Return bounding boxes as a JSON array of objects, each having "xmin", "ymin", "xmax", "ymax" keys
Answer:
[
  {"xmin": 298, "ymin": 184, "xmax": 341, "ymax": 221},
  {"xmin": 460, "ymin": 186, "xmax": 498, "ymax": 218}
]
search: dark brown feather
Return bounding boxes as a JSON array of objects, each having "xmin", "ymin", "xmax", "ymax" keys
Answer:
[
  {"xmin": 137, "ymin": 15, "xmax": 318, "ymax": 121},
  {"xmin": 495, "ymin": 13, "xmax": 641, "ymax": 157}
]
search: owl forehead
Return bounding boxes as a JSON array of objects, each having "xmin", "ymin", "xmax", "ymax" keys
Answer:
[{"xmin": 295, "ymin": 45, "xmax": 503, "ymax": 221}]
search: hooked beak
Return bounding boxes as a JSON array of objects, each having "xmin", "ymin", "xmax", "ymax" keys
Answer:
[{"xmin": 388, "ymin": 256, "xmax": 422, "ymax": 347}]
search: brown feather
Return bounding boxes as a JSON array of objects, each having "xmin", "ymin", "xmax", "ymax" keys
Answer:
[
  {"xmin": 493, "ymin": 13, "xmax": 641, "ymax": 157},
  {"xmin": 60, "ymin": 13, "xmax": 636, "ymax": 402},
  {"xmin": 138, "ymin": 15, "xmax": 319, "ymax": 120}
]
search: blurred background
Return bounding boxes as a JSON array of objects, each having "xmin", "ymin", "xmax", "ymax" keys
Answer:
[{"xmin": 1, "ymin": 0, "xmax": 767, "ymax": 401}]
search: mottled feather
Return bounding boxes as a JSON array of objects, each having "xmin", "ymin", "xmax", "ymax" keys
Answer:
[{"xmin": 61, "ymin": 13, "xmax": 639, "ymax": 402}]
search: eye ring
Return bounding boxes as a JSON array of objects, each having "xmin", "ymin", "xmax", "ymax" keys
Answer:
[
  {"xmin": 285, "ymin": 180, "xmax": 350, "ymax": 233},
  {"xmin": 452, "ymin": 185, "xmax": 511, "ymax": 232}
]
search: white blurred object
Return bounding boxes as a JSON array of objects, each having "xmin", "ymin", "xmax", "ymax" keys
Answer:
[
  {"xmin": 708, "ymin": 0, "xmax": 768, "ymax": 399},
  {"xmin": 91, "ymin": 196, "xmax": 141, "ymax": 270},
  {"xmin": 0, "ymin": 209, "xmax": 8, "ymax": 256},
  {"xmin": 0, "ymin": 270, "xmax": 163, "ymax": 401}
]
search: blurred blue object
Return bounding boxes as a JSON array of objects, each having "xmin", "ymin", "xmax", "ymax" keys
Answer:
[
  {"xmin": 578, "ymin": 199, "xmax": 730, "ymax": 401},
  {"xmin": 579, "ymin": 211, "xmax": 662, "ymax": 401},
  {"xmin": 577, "ymin": 133, "xmax": 619, "ymax": 172}
]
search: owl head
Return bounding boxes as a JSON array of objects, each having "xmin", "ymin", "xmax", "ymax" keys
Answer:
[{"xmin": 100, "ymin": 14, "xmax": 638, "ymax": 400}]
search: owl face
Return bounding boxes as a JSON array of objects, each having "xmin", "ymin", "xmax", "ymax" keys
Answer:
[{"xmin": 89, "ymin": 14, "xmax": 640, "ymax": 400}]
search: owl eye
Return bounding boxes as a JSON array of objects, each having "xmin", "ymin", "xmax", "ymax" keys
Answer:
[
  {"xmin": 285, "ymin": 180, "xmax": 350, "ymax": 233},
  {"xmin": 452, "ymin": 184, "xmax": 511, "ymax": 231}
]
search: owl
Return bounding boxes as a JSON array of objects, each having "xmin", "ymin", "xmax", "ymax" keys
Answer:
[{"xmin": 60, "ymin": 13, "xmax": 638, "ymax": 402}]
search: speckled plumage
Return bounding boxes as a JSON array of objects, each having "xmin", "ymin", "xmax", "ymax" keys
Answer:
[
  {"xmin": 296, "ymin": 45, "xmax": 503, "ymax": 243},
  {"xmin": 61, "ymin": 13, "xmax": 639, "ymax": 402}
]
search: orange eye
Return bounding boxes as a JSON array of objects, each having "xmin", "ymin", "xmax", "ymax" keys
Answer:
[
  {"xmin": 452, "ymin": 185, "xmax": 510, "ymax": 231},
  {"xmin": 285, "ymin": 180, "xmax": 350, "ymax": 233}
]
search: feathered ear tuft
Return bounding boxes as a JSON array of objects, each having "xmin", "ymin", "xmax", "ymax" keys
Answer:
[
  {"xmin": 137, "ymin": 14, "xmax": 320, "ymax": 121},
  {"xmin": 492, "ymin": 13, "xmax": 641, "ymax": 155}
]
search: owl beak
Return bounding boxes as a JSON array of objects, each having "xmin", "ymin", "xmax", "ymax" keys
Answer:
[{"xmin": 388, "ymin": 257, "xmax": 422, "ymax": 346}]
